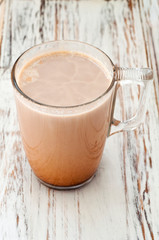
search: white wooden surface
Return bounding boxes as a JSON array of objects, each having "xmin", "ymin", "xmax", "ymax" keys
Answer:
[{"xmin": 0, "ymin": 0, "xmax": 159, "ymax": 239}]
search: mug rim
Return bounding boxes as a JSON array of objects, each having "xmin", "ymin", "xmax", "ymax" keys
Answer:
[{"xmin": 11, "ymin": 40, "xmax": 116, "ymax": 109}]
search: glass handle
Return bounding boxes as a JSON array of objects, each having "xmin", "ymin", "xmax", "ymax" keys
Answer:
[{"xmin": 109, "ymin": 67, "xmax": 153, "ymax": 136}]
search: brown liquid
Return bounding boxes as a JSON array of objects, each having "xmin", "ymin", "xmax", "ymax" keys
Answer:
[
  {"xmin": 16, "ymin": 52, "xmax": 113, "ymax": 186},
  {"xmin": 18, "ymin": 52, "xmax": 110, "ymax": 106}
]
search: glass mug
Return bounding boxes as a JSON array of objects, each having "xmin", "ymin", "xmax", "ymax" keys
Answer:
[{"xmin": 11, "ymin": 41, "xmax": 153, "ymax": 190}]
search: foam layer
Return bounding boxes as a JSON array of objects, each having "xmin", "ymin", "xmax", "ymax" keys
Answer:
[{"xmin": 18, "ymin": 52, "xmax": 111, "ymax": 106}]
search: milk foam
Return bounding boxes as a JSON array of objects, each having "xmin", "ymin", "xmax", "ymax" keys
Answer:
[{"xmin": 18, "ymin": 52, "xmax": 111, "ymax": 106}]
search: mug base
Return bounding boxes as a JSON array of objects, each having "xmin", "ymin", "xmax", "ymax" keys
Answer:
[{"xmin": 36, "ymin": 174, "xmax": 96, "ymax": 190}]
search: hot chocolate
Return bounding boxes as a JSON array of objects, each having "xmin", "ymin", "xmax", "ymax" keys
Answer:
[{"xmin": 16, "ymin": 51, "xmax": 113, "ymax": 187}]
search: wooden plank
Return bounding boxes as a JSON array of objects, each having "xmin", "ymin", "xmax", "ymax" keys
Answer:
[
  {"xmin": 137, "ymin": 1, "xmax": 159, "ymax": 239},
  {"xmin": 0, "ymin": 0, "xmax": 11, "ymax": 68},
  {"xmin": 0, "ymin": 0, "xmax": 158, "ymax": 239},
  {"xmin": 0, "ymin": 0, "xmax": 5, "ymax": 60}
]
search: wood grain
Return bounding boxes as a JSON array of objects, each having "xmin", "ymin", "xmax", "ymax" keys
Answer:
[{"xmin": 0, "ymin": 0, "xmax": 159, "ymax": 239}]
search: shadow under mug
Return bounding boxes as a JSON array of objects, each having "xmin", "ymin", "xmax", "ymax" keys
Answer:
[{"xmin": 11, "ymin": 40, "xmax": 153, "ymax": 190}]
